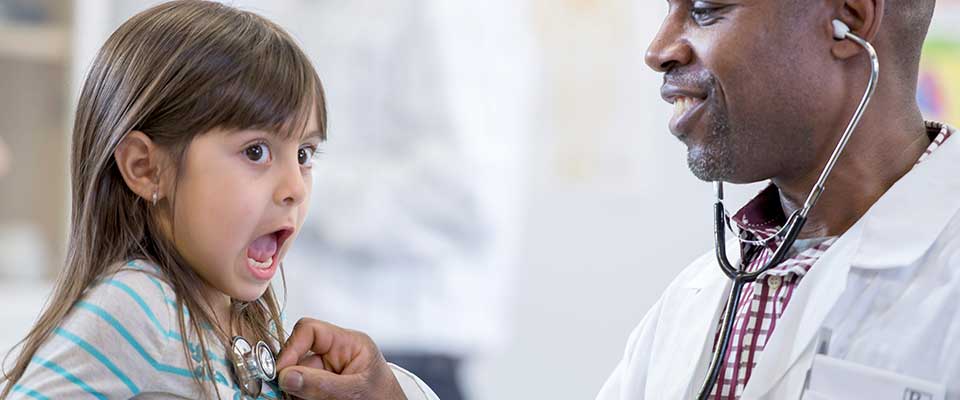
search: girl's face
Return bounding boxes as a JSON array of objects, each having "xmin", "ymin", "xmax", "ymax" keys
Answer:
[{"xmin": 167, "ymin": 114, "xmax": 322, "ymax": 305}]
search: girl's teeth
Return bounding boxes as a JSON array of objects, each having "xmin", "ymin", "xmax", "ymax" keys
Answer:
[{"xmin": 247, "ymin": 256, "xmax": 273, "ymax": 269}]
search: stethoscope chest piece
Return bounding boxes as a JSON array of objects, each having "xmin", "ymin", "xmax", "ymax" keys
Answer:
[{"xmin": 229, "ymin": 336, "xmax": 278, "ymax": 398}]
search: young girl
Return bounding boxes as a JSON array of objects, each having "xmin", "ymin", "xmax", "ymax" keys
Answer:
[{"xmin": 1, "ymin": 1, "xmax": 435, "ymax": 399}]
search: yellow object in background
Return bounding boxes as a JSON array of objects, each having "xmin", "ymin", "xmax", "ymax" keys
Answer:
[
  {"xmin": 0, "ymin": 136, "xmax": 9, "ymax": 178},
  {"xmin": 919, "ymin": 37, "xmax": 960, "ymax": 127}
]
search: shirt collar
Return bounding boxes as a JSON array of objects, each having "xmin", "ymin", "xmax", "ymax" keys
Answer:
[{"xmin": 731, "ymin": 184, "xmax": 785, "ymax": 237}]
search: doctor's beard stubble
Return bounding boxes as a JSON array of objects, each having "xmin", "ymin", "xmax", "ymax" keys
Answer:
[{"xmin": 668, "ymin": 69, "xmax": 737, "ymax": 182}]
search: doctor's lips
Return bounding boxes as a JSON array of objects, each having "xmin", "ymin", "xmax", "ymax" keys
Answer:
[{"xmin": 661, "ymin": 83, "xmax": 709, "ymax": 138}]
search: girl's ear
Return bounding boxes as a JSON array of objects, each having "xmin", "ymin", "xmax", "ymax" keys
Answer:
[{"xmin": 114, "ymin": 131, "xmax": 167, "ymax": 204}]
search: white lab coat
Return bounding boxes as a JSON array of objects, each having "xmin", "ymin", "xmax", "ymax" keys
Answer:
[
  {"xmin": 391, "ymin": 364, "xmax": 441, "ymax": 400},
  {"xmin": 597, "ymin": 126, "xmax": 960, "ymax": 399}
]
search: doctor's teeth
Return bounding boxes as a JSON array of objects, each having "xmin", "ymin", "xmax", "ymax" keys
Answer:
[
  {"xmin": 247, "ymin": 257, "xmax": 273, "ymax": 269},
  {"xmin": 675, "ymin": 97, "xmax": 690, "ymax": 114}
]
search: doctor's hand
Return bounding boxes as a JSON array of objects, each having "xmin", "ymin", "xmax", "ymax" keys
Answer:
[{"xmin": 276, "ymin": 318, "xmax": 407, "ymax": 400}]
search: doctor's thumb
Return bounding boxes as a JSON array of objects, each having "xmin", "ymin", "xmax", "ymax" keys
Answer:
[
  {"xmin": 279, "ymin": 368, "xmax": 304, "ymax": 392},
  {"xmin": 279, "ymin": 365, "xmax": 355, "ymax": 400}
]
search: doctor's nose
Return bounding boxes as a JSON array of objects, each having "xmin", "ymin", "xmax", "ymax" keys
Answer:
[{"xmin": 645, "ymin": 19, "xmax": 693, "ymax": 73}]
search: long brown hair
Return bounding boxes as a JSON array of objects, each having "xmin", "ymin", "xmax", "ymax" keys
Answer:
[{"xmin": 1, "ymin": 1, "xmax": 326, "ymax": 398}]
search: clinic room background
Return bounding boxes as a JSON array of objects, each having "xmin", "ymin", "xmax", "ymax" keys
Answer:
[{"xmin": 1, "ymin": 0, "xmax": 959, "ymax": 399}]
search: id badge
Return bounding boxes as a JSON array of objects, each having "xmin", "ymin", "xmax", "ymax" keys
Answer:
[{"xmin": 804, "ymin": 354, "xmax": 945, "ymax": 400}]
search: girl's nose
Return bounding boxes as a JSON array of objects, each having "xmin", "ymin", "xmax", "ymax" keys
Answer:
[{"xmin": 275, "ymin": 160, "xmax": 307, "ymax": 207}]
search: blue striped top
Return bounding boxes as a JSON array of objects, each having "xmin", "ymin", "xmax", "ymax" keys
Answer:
[{"xmin": 11, "ymin": 260, "xmax": 281, "ymax": 400}]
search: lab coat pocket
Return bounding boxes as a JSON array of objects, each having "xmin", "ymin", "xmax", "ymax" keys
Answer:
[{"xmin": 804, "ymin": 354, "xmax": 945, "ymax": 400}]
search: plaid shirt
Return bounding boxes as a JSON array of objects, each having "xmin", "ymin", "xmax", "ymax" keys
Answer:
[{"xmin": 708, "ymin": 121, "xmax": 954, "ymax": 399}]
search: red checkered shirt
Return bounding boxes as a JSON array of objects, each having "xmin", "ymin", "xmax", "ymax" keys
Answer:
[{"xmin": 708, "ymin": 121, "xmax": 954, "ymax": 399}]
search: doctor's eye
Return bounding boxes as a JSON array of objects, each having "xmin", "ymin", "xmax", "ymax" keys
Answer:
[
  {"xmin": 244, "ymin": 142, "xmax": 271, "ymax": 164},
  {"xmin": 691, "ymin": 1, "xmax": 724, "ymax": 25}
]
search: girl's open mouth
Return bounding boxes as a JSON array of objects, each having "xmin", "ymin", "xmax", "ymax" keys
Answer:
[{"xmin": 245, "ymin": 228, "xmax": 293, "ymax": 280}]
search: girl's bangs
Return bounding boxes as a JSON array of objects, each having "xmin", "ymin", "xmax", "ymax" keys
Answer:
[{"xmin": 191, "ymin": 25, "xmax": 326, "ymax": 141}]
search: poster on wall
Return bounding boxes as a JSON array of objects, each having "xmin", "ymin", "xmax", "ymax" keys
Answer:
[{"xmin": 918, "ymin": 2, "xmax": 960, "ymax": 127}]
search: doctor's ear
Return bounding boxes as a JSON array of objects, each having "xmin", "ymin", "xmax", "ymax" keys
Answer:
[
  {"xmin": 114, "ymin": 131, "xmax": 170, "ymax": 205},
  {"xmin": 830, "ymin": 0, "xmax": 884, "ymax": 59}
]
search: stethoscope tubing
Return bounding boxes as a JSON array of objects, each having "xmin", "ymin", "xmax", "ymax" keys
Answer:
[{"xmin": 695, "ymin": 29, "xmax": 879, "ymax": 400}]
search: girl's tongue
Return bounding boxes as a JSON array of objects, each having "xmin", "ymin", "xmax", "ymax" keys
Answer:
[{"xmin": 247, "ymin": 233, "xmax": 278, "ymax": 263}]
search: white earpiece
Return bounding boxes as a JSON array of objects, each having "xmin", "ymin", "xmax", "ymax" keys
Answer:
[{"xmin": 832, "ymin": 19, "xmax": 850, "ymax": 40}]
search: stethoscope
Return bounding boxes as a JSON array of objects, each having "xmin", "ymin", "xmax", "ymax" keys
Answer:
[
  {"xmin": 229, "ymin": 336, "xmax": 279, "ymax": 398},
  {"xmin": 694, "ymin": 20, "xmax": 879, "ymax": 400}
]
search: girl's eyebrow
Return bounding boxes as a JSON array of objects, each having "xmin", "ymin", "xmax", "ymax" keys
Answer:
[{"xmin": 300, "ymin": 130, "xmax": 324, "ymax": 141}]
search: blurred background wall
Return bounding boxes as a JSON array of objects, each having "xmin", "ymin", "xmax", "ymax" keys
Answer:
[{"xmin": 1, "ymin": 1, "xmax": 959, "ymax": 399}]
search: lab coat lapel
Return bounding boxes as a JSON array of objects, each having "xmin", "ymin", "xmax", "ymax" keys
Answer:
[
  {"xmin": 646, "ymin": 245, "xmax": 736, "ymax": 398},
  {"xmin": 739, "ymin": 224, "xmax": 862, "ymax": 398},
  {"xmin": 853, "ymin": 125, "xmax": 960, "ymax": 269},
  {"xmin": 742, "ymin": 123, "xmax": 958, "ymax": 397}
]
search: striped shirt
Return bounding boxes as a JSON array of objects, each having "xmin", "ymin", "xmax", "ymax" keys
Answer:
[
  {"xmin": 709, "ymin": 121, "xmax": 955, "ymax": 399},
  {"xmin": 12, "ymin": 259, "xmax": 282, "ymax": 400}
]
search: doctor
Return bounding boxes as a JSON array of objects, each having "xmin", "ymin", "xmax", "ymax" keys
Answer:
[
  {"xmin": 597, "ymin": 0, "xmax": 958, "ymax": 398},
  {"xmin": 271, "ymin": 0, "xmax": 958, "ymax": 398}
]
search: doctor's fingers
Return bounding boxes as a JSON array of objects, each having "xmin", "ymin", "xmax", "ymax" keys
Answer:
[
  {"xmin": 279, "ymin": 364, "xmax": 406, "ymax": 400},
  {"xmin": 298, "ymin": 353, "xmax": 332, "ymax": 371},
  {"xmin": 278, "ymin": 318, "xmax": 382, "ymax": 374}
]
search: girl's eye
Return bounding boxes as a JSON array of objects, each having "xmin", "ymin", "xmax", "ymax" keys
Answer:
[
  {"xmin": 244, "ymin": 143, "xmax": 271, "ymax": 164},
  {"xmin": 298, "ymin": 145, "xmax": 318, "ymax": 167}
]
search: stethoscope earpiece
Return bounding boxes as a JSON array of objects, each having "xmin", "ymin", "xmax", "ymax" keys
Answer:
[
  {"xmin": 832, "ymin": 19, "xmax": 851, "ymax": 40},
  {"xmin": 229, "ymin": 336, "xmax": 278, "ymax": 398}
]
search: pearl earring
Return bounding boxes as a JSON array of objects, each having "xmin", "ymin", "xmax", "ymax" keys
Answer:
[{"xmin": 152, "ymin": 190, "xmax": 158, "ymax": 207}]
